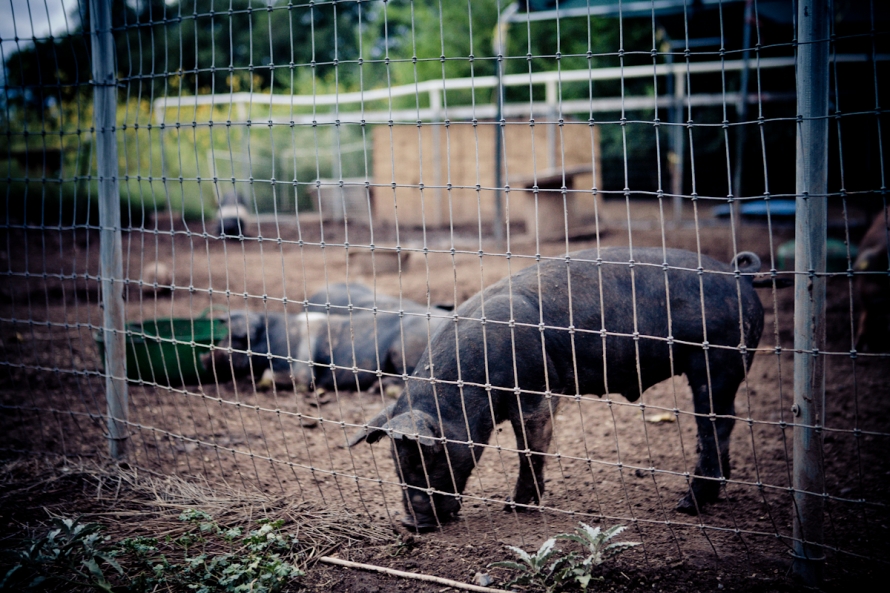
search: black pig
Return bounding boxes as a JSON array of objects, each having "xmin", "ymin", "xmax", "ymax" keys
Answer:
[
  {"xmin": 202, "ymin": 310, "xmax": 301, "ymax": 381},
  {"xmin": 349, "ymin": 247, "xmax": 764, "ymax": 530},
  {"xmin": 853, "ymin": 207, "xmax": 890, "ymax": 352}
]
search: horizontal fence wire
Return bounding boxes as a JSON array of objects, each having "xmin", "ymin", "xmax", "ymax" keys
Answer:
[{"xmin": 1, "ymin": 0, "xmax": 889, "ymax": 587}]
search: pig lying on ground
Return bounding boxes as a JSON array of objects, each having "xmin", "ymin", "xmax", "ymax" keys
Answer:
[
  {"xmin": 202, "ymin": 310, "xmax": 297, "ymax": 382},
  {"xmin": 288, "ymin": 311, "xmax": 447, "ymax": 392},
  {"xmin": 305, "ymin": 282, "xmax": 452, "ymax": 316},
  {"xmin": 295, "ymin": 284, "xmax": 449, "ymax": 390},
  {"xmin": 203, "ymin": 292, "xmax": 448, "ymax": 392},
  {"xmin": 853, "ymin": 208, "xmax": 890, "ymax": 352},
  {"xmin": 349, "ymin": 247, "xmax": 766, "ymax": 530}
]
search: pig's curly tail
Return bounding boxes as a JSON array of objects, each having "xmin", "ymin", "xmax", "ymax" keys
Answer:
[{"xmin": 732, "ymin": 251, "xmax": 762, "ymax": 274}]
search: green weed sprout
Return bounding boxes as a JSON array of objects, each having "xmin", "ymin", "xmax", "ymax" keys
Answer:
[
  {"xmin": 490, "ymin": 537, "xmax": 579, "ymax": 593},
  {"xmin": 0, "ymin": 517, "xmax": 123, "ymax": 592},
  {"xmin": 490, "ymin": 522, "xmax": 640, "ymax": 592}
]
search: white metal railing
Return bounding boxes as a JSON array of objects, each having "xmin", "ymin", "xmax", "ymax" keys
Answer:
[{"xmin": 152, "ymin": 54, "xmax": 877, "ymax": 125}]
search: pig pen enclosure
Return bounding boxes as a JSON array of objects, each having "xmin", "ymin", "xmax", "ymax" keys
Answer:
[{"xmin": 2, "ymin": 1, "xmax": 889, "ymax": 591}]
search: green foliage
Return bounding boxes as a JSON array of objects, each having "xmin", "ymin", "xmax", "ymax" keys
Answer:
[
  {"xmin": 0, "ymin": 517, "xmax": 123, "ymax": 592},
  {"xmin": 1, "ymin": 0, "xmax": 664, "ymax": 218},
  {"xmin": 557, "ymin": 523, "xmax": 641, "ymax": 569},
  {"xmin": 370, "ymin": 1, "xmax": 501, "ymax": 82},
  {"xmin": 1, "ymin": 513, "xmax": 304, "ymax": 593},
  {"xmin": 2, "ymin": 1, "xmax": 366, "ymax": 110},
  {"xmin": 119, "ymin": 511, "xmax": 303, "ymax": 593},
  {"xmin": 490, "ymin": 537, "xmax": 579, "ymax": 593},
  {"xmin": 490, "ymin": 522, "xmax": 640, "ymax": 592}
]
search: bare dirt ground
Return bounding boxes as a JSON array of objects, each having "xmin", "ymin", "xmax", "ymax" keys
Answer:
[{"xmin": 1, "ymin": 198, "xmax": 889, "ymax": 591}]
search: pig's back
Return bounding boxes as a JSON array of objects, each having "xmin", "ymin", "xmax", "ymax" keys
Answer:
[{"xmin": 471, "ymin": 247, "xmax": 761, "ymax": 397}]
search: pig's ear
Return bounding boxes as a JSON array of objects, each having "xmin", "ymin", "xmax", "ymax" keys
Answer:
[
  {"xmin": 347, "ymin": 403, "xmax": 397, "ymax": 447},
  {"xmin": 856, "ymin": 246, "xmax": 889, "ymax": 271},
  {"xmin": 251, "ymin": 313, "xmax": 270, "ymax": 341},
  {"xmin": 224, "ymin": 311, "xmax": 246, "ymax": 337},
  {"xmin": 384, "ymin": 410, "xmax": 441, "ymax": 449},
  {"xmin": 226, "ymin": 311, "xmax": 261, "ymax": 341}
]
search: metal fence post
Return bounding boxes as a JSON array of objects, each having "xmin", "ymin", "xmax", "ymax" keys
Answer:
[
  {"xmin": 492, "ymin": 3, "xmax": 517, "ymax": 248},
  {"xmin": 90, "ymin": 0, "xmax": 128, "ymax": 459},
  {"xmin": 792, "ymin": 0, "xmax": 830, "ymax": 585},
  {"xmin": 493, "ymin": 22, "xmax": 507, "ymax": 248}
]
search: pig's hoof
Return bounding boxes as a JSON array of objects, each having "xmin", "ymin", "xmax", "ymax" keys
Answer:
[
  {"xmin": 400, "ymin": 515, "xmax": 441, "ymax": 533},
  {"xmin": 502, "ymin": 496, "xmax": 536, "ymax": 513},
  {"xmin": 677, "ymin": 481, "xmax": 721, "ymax": 514},
  {"xmin": 384, "ymin": 383, "xmax": 403, "ymax": 400},
  {"xmin": 675, "ymin": 493, "xmax": 701, "ymax": 515},
  {"xmin": 312, "ymin": 390, "xmax": 332, "ymax": 405},
  {"xmin": 257, "ymin": 369, "xmax": 275, "ymax": 391},
  {"xmin": 299, "ymin": 415, "xmax": 319, "ymax": 428}
]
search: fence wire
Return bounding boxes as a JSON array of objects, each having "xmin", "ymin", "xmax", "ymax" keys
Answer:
[{"xmin": 1, "ymin": 0, "xmax": 889, "ymax": 585}]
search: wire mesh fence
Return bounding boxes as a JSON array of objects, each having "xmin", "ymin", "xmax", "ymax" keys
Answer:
[{"xmin": 1, "ymin": 0, "xmax": 888, "ymax": 588}]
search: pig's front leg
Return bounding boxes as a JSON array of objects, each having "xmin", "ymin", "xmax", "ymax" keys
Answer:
[{"xmin": 505, "ymin": 410, "xmax": 553, "ymax": 511}]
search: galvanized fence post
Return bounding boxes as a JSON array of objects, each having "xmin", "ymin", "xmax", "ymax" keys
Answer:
[
  {"xmin": 792, "ymin": 0, "xmax": 831, "ymax": 585},
  {"xmin": 90, "ymin": 0, "xmax": 128, "ymax": 460}
]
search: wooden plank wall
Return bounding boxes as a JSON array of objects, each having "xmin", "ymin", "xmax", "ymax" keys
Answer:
[{"xmin": 372, "ymin": 120, "xmax": 602, "ymax": 231}]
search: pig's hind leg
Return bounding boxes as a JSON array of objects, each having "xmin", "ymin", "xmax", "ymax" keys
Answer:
[{"xmin": 677, "ymin": 353, "xmax": 741, "ymax": 514}]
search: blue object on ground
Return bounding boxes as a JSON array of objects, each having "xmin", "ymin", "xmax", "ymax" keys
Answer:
[{"xmin": 712, "ymin": 199, "xmax": 796, "ymax": 218}]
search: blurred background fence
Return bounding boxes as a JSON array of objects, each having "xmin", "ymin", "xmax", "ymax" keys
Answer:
[{"xmin": 1, "ymin": 0, "xmax": 889, "ymax": 589}]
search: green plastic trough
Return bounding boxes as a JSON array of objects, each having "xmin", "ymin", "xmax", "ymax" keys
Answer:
[
  {"xmin": 777, "ymin": 238, "xmax": 858, "ymax": 274},
  {"xmin": 95, "ymin": 317, "xmax": 227, "ymax": 387}
]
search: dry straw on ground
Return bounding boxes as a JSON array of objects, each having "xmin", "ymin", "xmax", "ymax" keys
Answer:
[{"xmin": 0, "ymin": 456, "xmax": 394, "ymax": 570}]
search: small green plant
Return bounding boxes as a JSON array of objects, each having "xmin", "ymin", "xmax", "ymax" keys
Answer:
[
  {"xmin": 120, "ymin": 512, "xmax": 303, "ymax": 593},
  {"xmin": 490, "ymin": 522, "xmax": 640, "ymax": 592},
  {"xmin": 556, "ymin": 523, "xmax": 641, "ymax": 591},
  {"xmin": 1, "ymin": 512, "xmax": 304, "ymax": 593},
  {"xmin": 0, "ymin": 517, "xmax": 123, "ymax": 592},
  {"xmin": 490, "ymin": 537, "xmax": 579, "ymax": 593}
]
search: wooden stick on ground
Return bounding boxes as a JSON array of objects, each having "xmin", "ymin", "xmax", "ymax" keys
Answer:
[{"xmin": 317, "ymin": 556, "xmax": 508, "ymax": 593}]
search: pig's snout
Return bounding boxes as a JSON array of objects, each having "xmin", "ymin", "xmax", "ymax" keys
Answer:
[{"xmin": 401, "ymin": 489, "xmax": 461, "ymax": 532}]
